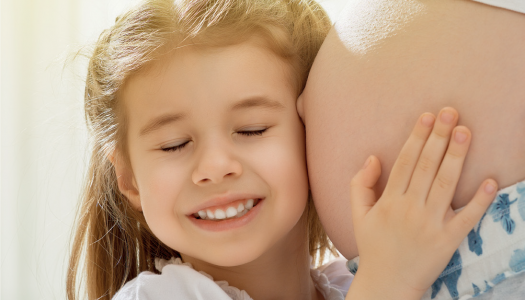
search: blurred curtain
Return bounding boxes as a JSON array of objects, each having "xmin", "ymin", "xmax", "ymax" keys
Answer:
[
  {"xmin": 0, "ymin": 0, "xmax": 348, "ymax": 299},
  {"xmin": 1, "ymin": 1, "xmax": 138, "ymax": 298}
]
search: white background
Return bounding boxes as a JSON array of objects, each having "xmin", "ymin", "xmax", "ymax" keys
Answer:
[{"xmin": 0, "ymin": 0, "xmax": 350, "ymax": 299}]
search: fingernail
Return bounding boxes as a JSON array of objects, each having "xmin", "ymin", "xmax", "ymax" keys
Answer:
[
  {"xmin": 362, "ymin": 156, "xmax": 371, "ymax": 170},
  {"xmin": 484, "ymin": 181, "xmax": 496, "ymax": 194},
  {"xmin": 440, "ymin": 111, "xmax": 455, "ymax": 124},
  {"xmin": 454, "ymin": 130, "xmax": 468, "ymax": 143},
  {"xmin": 421, "ymin": 114, "xmax": 435, "ymax": 127}
]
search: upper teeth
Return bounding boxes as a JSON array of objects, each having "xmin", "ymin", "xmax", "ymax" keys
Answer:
[{"xmin": 196, "ymin": 199, "xmax": 256, "ymax": 220}]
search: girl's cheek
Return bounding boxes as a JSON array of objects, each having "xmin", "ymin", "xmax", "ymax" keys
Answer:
[
  {"xmin": 254, "ymin": 136, "xmax": 308, "ymax": 194},
  {"xmin": 138, "ymin": 160, "xmax": 186, "ymax": 203}
]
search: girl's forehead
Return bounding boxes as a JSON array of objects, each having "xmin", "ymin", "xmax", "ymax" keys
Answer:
[
  {"xmin": 127, "ymin": 40, "xmax": 292, "ymax": 92},
  {"xmin": 120, "ymin": 41, "xmax": 297, "ymax": 132},
  {"xmin": 132, "ymin": 43, "xmax": 287, "ymax": 92}
]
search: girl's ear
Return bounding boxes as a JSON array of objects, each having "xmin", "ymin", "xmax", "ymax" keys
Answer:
[
  {"xmin": 108, "ymin": 151, "xmax": 142, "ymax": 212},
  {"xmin": 296, "ymin": 93, "xmax": 305, "ymax": 122}
]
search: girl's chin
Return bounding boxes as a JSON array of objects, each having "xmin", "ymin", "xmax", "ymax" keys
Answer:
[
  {"xmin": 182, "ymin": 243, "xmax": 268, "ymax": 268},
  {"xmin": 211, "ymin": 248, "xmax": 265, "ymax": 267}
]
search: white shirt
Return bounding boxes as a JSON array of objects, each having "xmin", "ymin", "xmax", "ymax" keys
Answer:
[
  {"xmin": 113, "ymin": 257, "xmax": 353, "ymax": 300},
  {"xmin": 473, "ymin": 0, "xmax": 525, "ymax": 13}
]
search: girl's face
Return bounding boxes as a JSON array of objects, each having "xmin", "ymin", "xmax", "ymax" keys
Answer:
[{"xmin": 119, "ymin": 40, "xmax": 309, "ymax": 266}]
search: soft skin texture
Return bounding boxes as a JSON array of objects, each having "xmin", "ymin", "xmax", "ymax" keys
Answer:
[
  {"xmin": 115, "ymin": 41, "xmax": 322, "ymax": 300},
  {"xmin": 346, "ymin": 110, "xmax": 497, "ymax": 300},
  {"xmin": 300, "ymin": 0, "xmax": 525, "ymax": 259}
]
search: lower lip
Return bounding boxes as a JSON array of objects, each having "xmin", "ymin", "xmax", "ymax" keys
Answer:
[{"xmin": 188, "ymin": 199, "xmax": 264, "ymax": 232}]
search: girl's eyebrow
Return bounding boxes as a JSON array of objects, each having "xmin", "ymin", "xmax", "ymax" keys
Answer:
[
  {"xmin": 231, "ymin": 96, "xmax": 285, "ymax": 111},
  {"xmin": 140, "ymin": 113, "xmax": 186, "ymax": 136},
  {"xmin": 139, "ymin": 97, "xmax": 284, "ymax": 137}
]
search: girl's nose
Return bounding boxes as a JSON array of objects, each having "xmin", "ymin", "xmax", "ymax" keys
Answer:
[{"xmin": 191, "ymin": 143, "xmax": 243, "ymax": 185}]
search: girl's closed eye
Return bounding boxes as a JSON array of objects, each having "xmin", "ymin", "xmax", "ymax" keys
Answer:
[
  {"xmin": 237, "ymin": 128, "xmax": 268, "ymax": 136},
  {"xmin": 161, "ymin": 141, "xmax": 190, "ymax": 152},
  {"xmin": 160, "ymin": 128, "xmax": 268, "ymax": 152}
]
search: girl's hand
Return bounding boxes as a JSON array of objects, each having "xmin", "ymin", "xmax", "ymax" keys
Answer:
[{"xmin": 345, "ymin": 108, "xmax": 498, "ymax": 300}]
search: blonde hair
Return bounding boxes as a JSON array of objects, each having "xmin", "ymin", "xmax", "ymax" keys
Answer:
[{"xmin": 67, "ymin": 0, "xmax": 333, "ymax": 299}]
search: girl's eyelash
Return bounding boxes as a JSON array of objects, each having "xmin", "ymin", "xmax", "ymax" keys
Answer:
[
  {"xmin": 161, "ymin": 129, "xmax": 267, "ymax": 152},
  {"xmin": 238, "ymin": 128, "xmax": 267, "ymax": 136},
  {"xmin": 161, "ymin": 141, "xmax": 189, "ymax": 152}
]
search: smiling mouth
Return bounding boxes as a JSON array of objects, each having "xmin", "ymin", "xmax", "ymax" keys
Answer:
[{"xmin": 192, "ymin": 198, "xmax": 262, "ymax": 221}]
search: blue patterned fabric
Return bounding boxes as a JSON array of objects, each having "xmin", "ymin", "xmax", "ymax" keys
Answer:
[{"xmin": 346, "ymin": 180, "xmax": 525, "ymax": 300}]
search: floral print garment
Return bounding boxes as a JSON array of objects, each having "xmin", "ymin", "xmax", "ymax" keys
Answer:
[{"xmin": 347, "ymin": 180, "xmax": 525, "ymax": 300}]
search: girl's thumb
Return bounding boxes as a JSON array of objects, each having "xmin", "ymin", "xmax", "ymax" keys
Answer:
[{"xmin": 349, "ymin": 155, "xmax": 382, "ymax": 222}]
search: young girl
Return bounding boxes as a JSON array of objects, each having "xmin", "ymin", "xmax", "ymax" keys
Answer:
[{"xmin": 66, "ymin": 0, "xmax": 497, "ymax": 299}]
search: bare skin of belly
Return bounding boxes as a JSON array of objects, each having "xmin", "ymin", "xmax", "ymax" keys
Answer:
[{"xmin": 300, "ymin": 0, "xmax": 525, "ymax": 259}]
